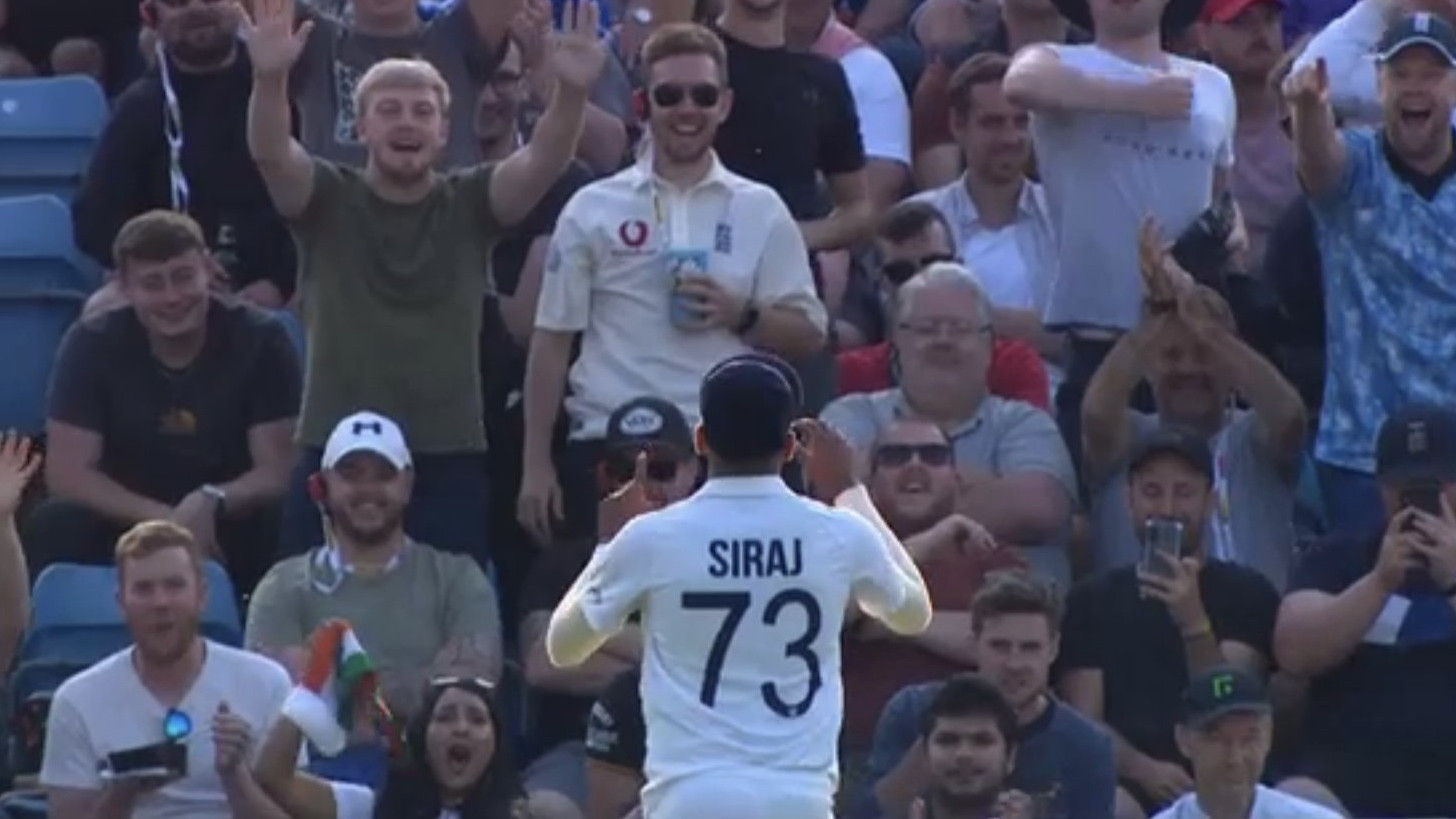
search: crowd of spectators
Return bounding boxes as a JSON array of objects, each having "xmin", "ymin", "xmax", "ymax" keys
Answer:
[{"xmin": 0, "ymin": 0, "xmax": 1454, "ymax": 813}]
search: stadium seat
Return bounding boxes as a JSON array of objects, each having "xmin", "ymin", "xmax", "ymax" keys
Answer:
[
  {"xmin": 0, "ymin": 196, "xmax": 103, "ymax": 293},
  {"xmin": 0, "ymin": 76, "xmax": 108, "ymax": 202},
  {"xmin": 0, "ymin": 290, "xmax": 84, "ymax": 435}
]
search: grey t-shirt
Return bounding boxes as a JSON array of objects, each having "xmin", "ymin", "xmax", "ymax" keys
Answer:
[
  {"xmin": 293, "ymin": 6, "xmax": 489, "ymax": 168},
  {"xmin": 1089, "ymin": 410, "xmax": 1295, "ymax": 589},
  {"xmin": 820, "ymin": 390, "xmax": 1078, "ymax": 587}
]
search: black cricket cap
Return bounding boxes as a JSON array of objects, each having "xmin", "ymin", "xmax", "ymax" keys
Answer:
[
  {"xmin": 1377, "ymin": 12, "xmax": 1456, "ymax": 66},
  {"xmin": 1375, "ymin": 403, "xmax": 1456, "ymax": 485},
  {"xmin": 1128, "ymin": 425, "xmax": 1213, "ymax": 481},
  {"xmin": 699, "ymin": 353, "xmax": 799, "ymax": 462},
  {"xmin": 1181, "ymin": 666, "xmax": 1270, "ymax": 728},
  {"xmin": 603, "ymin": 396, "xmax": 694, "ymax": 454}
]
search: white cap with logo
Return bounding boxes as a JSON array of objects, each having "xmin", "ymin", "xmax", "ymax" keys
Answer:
[{"xmin": 321, "ymin": 411, "xmax": 412, "ymax": 470}]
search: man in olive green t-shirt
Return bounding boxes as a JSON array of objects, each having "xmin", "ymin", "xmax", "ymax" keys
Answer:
[{"xmin": 241, "ymin": 0, "xmax": 609, "ymax": 561}]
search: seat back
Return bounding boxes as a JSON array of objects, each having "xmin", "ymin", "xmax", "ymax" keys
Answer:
[
  {"xmin": 0, "ymin": 291, "xmax": 84, "ymax": 434},
  {"xmin": 0, "ymin": 196, "xmax": 102, "ymax": 292},
  {"xmin": 0, "ymin": 77, "xmax": 108, "ymax": 201}
]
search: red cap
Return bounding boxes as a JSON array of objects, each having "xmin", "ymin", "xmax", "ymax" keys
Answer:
[{"xmin": 1200, "ymin": 0, "xmax": 1284, "ymax": 24}]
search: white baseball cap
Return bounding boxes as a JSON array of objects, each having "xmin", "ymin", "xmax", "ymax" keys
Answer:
[{"xmin": 321, "ymin": 411, "xmax": 412, "ymax": 471}]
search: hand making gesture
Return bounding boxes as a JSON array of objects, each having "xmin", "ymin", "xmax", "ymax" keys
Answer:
[
  {"xmin": 792, "ymin": 419, "xmax": 858, "ymax": 503},
  {"xmin": 239, "ymin": 0, "xmax": 314, "ymax": 77},
  {"xmin": 1138, "ymin": 216, "xmax": 1194, "ymax": 311},
  {"xmin": 543, "ymin": 0, "xmax": 607, "ymax": 93},
  {"xmin": 1282, "ymin": 57, "xmax": 1329, "ymax": 111},
  {"xmin": 0, "ymin": 431, "xmax": 39, "ymax": 521},
  {"xmin": 597, "ymin": 451, "xmax": 664, "ymax": 541}
]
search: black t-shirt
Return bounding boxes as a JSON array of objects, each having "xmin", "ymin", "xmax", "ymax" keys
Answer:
[
  {"xmin": 584, "ymin": 667, "xmax": 645, "ymax": 773},
  {"xmin": 46, "ymin": 298, "xmax": 301, "ymax": 505},
  {"xmin": 1055, "ymin": 561, "xmax": 1280, "ymax": 764},
  {"xmin": 518, "ymin": 538, "xmax": 602, "ymax": 750},
  {"xmin": 1291, "ymin": 535, "xmax": 1456, "ymax": 753},
  {"xmin": 71, "ymin": 50, "xmax": 298, "ymax": 298},
  {"xmin": 711, "ymin": 29, "xmax": 864, "ymax": 221}
]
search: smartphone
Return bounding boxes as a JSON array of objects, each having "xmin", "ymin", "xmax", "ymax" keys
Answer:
[
  {"xmin": 1140, "ymin": 518, "xmax": 1185, "ymax": 581},
  {"xmin": 103, "ymin": 742, "xmax": 186, "ymax": 780},
  {"xmin": 1400, "ymin": 483, "xmax": 1441, "ymax": 566}
]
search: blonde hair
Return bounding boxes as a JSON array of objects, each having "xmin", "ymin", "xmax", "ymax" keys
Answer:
[
  {"xmin": 114, "ymin": 520, "xmax": 203, "ymax": 576},
  {"xmin": 353, "ymin": 58, "xmax": 451, "ymax": 116}
]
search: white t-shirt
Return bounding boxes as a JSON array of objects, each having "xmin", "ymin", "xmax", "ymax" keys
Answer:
[
  {"xmin": 40, "ymin": 641, "xmax": 293, "ymax": 819},
  {"xmin": 329, "ymin": 784, "xmax": 461, "ymax": 819},
  {"xmin": 1031, "ymin": 44, "xmax": 1236, "ymax": 331},
  {"xmin": 839, "ymin": 46, "xmax": 911, "ymax": 165},
  {"xmin": 1153, "ymin": 785, "xmax": 1347, "ymax": 819},
  {"xmin": 575, "ymin": 476, "xmax": 907, "ymax": 801}
]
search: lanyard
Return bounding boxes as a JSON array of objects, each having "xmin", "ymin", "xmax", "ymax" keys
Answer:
[
  {"xmin": 157, "ymin": 43, "xmax": 191, "ymax": 213},
  {"xmin": 1208, "ymin": 424, "xmax": 1236, "ymax": 563}
]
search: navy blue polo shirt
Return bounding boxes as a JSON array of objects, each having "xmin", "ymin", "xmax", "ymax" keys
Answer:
[{"xmin": 1293, "ymin": 535, "xmax": 1456, "ymax": 752}]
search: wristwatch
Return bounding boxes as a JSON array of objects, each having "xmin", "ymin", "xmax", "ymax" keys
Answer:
[
  {"xmin": 734, "ymin": 304, "xmax": 761, "ymax": 335},
  {"xmin": 201, "ymin": 484, "xmax": 228, "ymax": 512}
]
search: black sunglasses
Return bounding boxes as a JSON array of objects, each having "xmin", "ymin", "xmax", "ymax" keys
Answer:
[
  {"xmin": 650, "ymin": 83, "xmax": 721, "ymax": 109},
  {"xmin": 605, "ymin": 452, "xmax": 682, "ymax": 484},
  {"xmin": 873, "ymin": 443, "xmax": 954, "ymax": 468},
  {"xmin": 880, "ymin": 254, "xmax": 957, "ymax": 286}
]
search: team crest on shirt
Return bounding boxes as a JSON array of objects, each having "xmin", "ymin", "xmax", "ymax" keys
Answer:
[{"xmin": 615, "ymin": 219, "xmax": 652, "ymax": 256}]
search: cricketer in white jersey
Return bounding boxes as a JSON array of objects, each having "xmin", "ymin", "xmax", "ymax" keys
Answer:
[{"xmin": 545, "ymin": 353, "xmax": 933, "ymax": 819}]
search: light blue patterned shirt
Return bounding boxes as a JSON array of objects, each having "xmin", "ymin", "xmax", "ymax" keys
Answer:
[{"xmin": 1309, "ymin": 128, "xmax": 1456, "ymax": 473}]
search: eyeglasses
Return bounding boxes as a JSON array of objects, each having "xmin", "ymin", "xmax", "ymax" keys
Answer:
[
  {"xmin": 162, "ymin": 708, "xmax": 192, "ymax": 742},
  {"xmin": 879, "ymin": 254, "xmax": 958, "ymax": 286},
  {"xmin": 873, "ymin": 443, "xmax": 954, "ymax": 469},
  {"xmin": 650, "ymin": 83, "xmax": 721, "ymax": 109},
  {"xmin": 897, "ymin": 319, "xmax": 991, "ymax": 339}
]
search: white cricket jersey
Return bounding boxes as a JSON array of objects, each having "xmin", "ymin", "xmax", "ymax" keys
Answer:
[{"xmin": 577, "ymin": 475, "xmax": 908, "ymax": 798}]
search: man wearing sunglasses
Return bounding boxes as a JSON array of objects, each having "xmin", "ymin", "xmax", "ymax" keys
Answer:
[
  {"xmin": 521, "ymin": 23, "xmax": 826, "ymax": 547},
  {"xmin": 837, "ymin": 200, "xmax": 1050, "ymax": 411},
  {"xmin": 517, "ymin": 396, "xmax": 700, "ymax": 814}
]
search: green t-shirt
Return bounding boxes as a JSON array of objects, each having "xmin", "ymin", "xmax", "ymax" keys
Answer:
[{"xmin": 290, "ymin": 159, "xmax": 501, "ymax": 451}]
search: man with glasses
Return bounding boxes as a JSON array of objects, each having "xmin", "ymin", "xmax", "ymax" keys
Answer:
[
  {"xmin": 841, "ymin": 419, "xmax": 1022, "ymax": 784},
  {"xmin": 520, "ymin": 23, "xmax": 827, "ymax": 547},
  {"xmin": 836, "ymin": 201, "xmax": 1050, "ymax": 410},
  {"xmin": 822, "ymin": 262, "xmax": 1077, "ymax": 587},
  {"xmin": 518, "ymin": 395, "xmax": 702, "ymax": 814}
]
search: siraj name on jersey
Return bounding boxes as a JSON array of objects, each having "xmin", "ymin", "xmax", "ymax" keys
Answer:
[{"xmin": 707, "ymin": 538, "xmax": 804, "ymax": 578}]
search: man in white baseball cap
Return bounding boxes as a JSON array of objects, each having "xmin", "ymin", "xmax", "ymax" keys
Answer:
[{"xmin": 321, "ymin": 411, "xmax": 413, "ymax": 473}]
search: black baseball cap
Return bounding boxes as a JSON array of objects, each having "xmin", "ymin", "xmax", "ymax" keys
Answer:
[
  {"xmin": 1378, "ymin": 13, "xmax": 1456, "ymax": 65},
  {"xmin": 603, "ymin": 396, "xmax": 694, "ymax": 454},
  {"xmin": 1181, "ymin": 666, "xmax": 1270, "ymax": 728},
  {"xmin": 699, "ymin": 353, "xmax": 798, "ymax": 461},
  {"xmin": 1128, "ymin": 426, "xmax": 1213, "ymax": 481},
  {"xmin": 1375, "ymin": 404, "xmax": 1456, "ymax": 484}
]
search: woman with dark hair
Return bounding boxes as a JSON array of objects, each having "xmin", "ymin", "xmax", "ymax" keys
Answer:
[{"xmin": 254, "ymin": 675, "xmax": 576, "ymax": 819}]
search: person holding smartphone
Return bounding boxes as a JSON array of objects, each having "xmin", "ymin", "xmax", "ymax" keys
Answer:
[
  {"xmin": 1056, "ymin": 427, "xmax": 1281, "ymax": 819},
  {"xmin": 1273, "ymin": 404, "xmax": 1456, "ymax": 817}
]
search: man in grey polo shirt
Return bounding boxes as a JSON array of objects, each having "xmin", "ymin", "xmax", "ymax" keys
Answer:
[{"xmin": 820, "ymin": 263, "xmax": 1076, "ymax": 586}]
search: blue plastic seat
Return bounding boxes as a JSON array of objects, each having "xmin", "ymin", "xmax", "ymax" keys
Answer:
[
  {"xmin": 0, "ymin": 290, "xmax": 84, "ymax": 434},
  {"xmin": 0, "ymin": 196, "xmax": 102, "ymax": 293},
  {"xmin": 0, "ymin": 76, "xmax": 108, "ymax": 202}
]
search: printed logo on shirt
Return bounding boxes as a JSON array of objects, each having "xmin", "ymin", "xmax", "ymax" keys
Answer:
[
  {"xmin": 714, "ymin": 222, "xmax": 732, "ymax": 254},
  {"xmin": 617, "ymin": 219, "xmax": 650, "ymax": 253}
]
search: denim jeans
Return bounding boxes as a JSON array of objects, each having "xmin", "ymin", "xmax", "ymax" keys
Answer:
[{"xmin": 278, "ymin": 448, "xmax": 492, "ymax": 570}]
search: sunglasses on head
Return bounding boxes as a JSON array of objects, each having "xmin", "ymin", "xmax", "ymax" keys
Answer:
[
  {"xmin": 873, "ymin": 443, "xmax": 954, "ymax": 469},
  {"xmin": 879, "ymin": 254, "xmax": 957, "ymax": 286},
  {"xmin": 650, "ymin": 83, "xmax": 721, "ymax": 109},
  {"xmin": 162, "ymin": 708, "xmax": 192, "ymax": 742},
  {"xmin": 431, "ymin": 675, "xmax": 495, "ymax": 692}
]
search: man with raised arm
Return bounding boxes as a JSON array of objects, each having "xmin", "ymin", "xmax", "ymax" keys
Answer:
[{"xmin": 242, "ymin": 0, "xmax": 608, "ymax": 565}]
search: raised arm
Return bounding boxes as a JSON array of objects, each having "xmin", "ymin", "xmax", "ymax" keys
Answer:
[
  {"xmin": 489, "ymin": 1, "xmax": 607, "ymax": 228},
  {"xmin": 1285, "ymin": 58, "xmax": 1349, "ymax": 199},
  {"xmin": 1003, "ymin": 44, "xmax": 1190, "ymax": 118},
  {"xmin": 243, "ymin": 0, "xmax": 317, "ymax": 220},
  {"xmin": 0, "ymin": 433, "xmax": 38, "ymax": 673},
  {"xmin": 253, "ymin": 704, "xmax": 349, "ymax": 819}
]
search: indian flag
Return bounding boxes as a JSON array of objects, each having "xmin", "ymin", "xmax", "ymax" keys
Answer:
[{"xmin": 281, "ymin": 620, "xmax": 392, "ymax": 757}]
